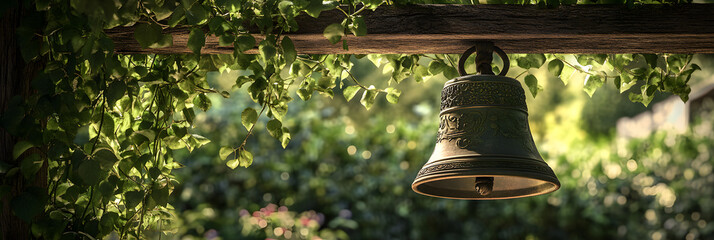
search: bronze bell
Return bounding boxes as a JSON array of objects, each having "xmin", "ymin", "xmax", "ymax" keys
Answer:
[{"xmin": 412, "ymin": 43, "xmax": 560, "ymax": 199}]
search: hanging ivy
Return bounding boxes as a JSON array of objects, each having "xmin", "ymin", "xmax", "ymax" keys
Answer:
[{"xmin": 0, "ymin": 0, "xmax": 702, "ymax": 239}]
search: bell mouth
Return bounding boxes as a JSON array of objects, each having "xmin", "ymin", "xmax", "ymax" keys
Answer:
[{"xmin": 412, "ymin": 174, "xmax": 560, "ymax": 200}]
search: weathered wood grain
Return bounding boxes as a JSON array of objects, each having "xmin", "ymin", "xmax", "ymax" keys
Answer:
[{"xmin": 105, "ymin": 4, "xmax": 714, "ymax": 54}]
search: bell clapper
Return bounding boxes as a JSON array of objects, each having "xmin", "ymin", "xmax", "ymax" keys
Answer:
[{"xmin": 474, "ymin": 177, "xmax": 494, "ymax": 196}]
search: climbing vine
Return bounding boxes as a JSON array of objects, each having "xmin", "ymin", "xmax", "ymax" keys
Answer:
[{"xmin": 0, "ymin": 0, "xmax": 701, "ymax": 238}]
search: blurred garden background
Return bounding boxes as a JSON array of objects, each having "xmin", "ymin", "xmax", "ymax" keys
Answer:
[{"xmin": 164, "ymin": 54, "xmax": 714, "ymax": 239}]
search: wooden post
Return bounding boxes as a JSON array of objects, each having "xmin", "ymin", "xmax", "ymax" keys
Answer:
[{"xmin": 0, "ymin": 2, "xmax": 46, "ymax": 239}]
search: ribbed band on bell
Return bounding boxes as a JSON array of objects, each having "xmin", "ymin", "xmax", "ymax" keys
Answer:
[{"xmin": 413, "ymin": 158, "xmax": 558, "ymax": 182}]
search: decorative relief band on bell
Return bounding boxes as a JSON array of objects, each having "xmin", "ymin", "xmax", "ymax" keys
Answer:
[
  {"xmin": 435, "ymin": 109, "xmax": 539, "ymax": 155},
  {"xmin": 414, "ymin": 159, "xmax": 557, "ymax": 181},
  {"xmin": 435, "ymin": 112, "xmax": 486, "ymax": 145},
  {"xmin": 440, "ymin": 81, "xmax": 527, "ymax": 112}
]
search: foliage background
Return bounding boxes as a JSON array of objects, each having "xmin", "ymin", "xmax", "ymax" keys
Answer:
[{"xmin": 166, "ymin": 55, "xmax": 714, "ymax": 239}]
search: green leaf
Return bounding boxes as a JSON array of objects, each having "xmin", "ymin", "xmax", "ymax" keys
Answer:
[
  {"xmin": 167, "ymin": 6, "xmax": 186, "ymax": 27},
  {"xmin": 218, "ymin": 34, "xmax": 234, "ymax": 47},
  {"xmin": 360, "ymin": 86, "xmax": 378, "ymax": 110},
  {"xmin": 134, "ymin": 23, "xmax": 171, "ymax": 48},
  {"xmin": 343, "ymin": 85, "xmax": 361, "ymax": 101},
  {"xmin": 13, "ymin": 141, "xmax": 34, "ymax": 160},
  {"xmin": 297, "ymin": 88, "xmax": 312, "ymax": 101},
  {"xmin": 166, "ymin": 136, "xmax": 184, "ymax": 150},
  {"xmin": 99, "ymin": 180, "xmax": 115, "ymax": 199},
  {"xmin": 132, "ymin": 130, "xmax": 156, "ymax": 145},
  {"xmin": 619, "ymin": 73, "xmax": 636, "ymax": 93},
  {"xmin": 228, "ymin": 148, "xmax": 254, "ymax": 169},
  {"xmin": 259, "ymin": 41, "xmax": 277, "ymax": 61},
  {"xmin": 317, "ymin": 75, "xmax": 336, "ymax": 90},
  {"xmin": 78, "ymin": 160, "xmax": 102, "ymax": 185},
  {"xmin": 641, "ymin": 84, "xmax": 656, "ymax": 106},
  {"xmin": 235, "ymin": 76, "xmax": 252, "ymax": 89},
  {"xmin": 209, "ymin": 18, "xmax": 229, "ymax": 35},
  {"xmin": 249, "ymin": 77, "xmax": 268, "ymax": 100},
  {"xmin": 20, "ymin": 153, "xmax": 42, "ymax": 180},
  {"xmin": 691, "ymin": 63, "xmax": 701, "ymax": 71},
  {"xmin": 593, "ymin": 54, "xmax": 608, "ymax": 65},
  {"xmin": 413, "ymin": 65, "xmax": 430, "ymax": 82},
  {"xmin": 124, "ymin": 190, "xmax": 143, "ymax": 209},
  {"xmin": 226, "ymin": 159, "xmax": 240, "ymax": 169},
  {"xmin": 235, "ymin": 35, "xmax": 256, "ymax": 52},
  {"xmin": 193, "ymin": 93, "xmax": 211, "ymax": 112},
  {"xmin": 642, "ymin": 54, "xmax": 659, "ymax": 69},
  {"xmin": 239, "ymin": 149, "xmax": 254, "ymax": 167},
  {"xmin": 428, "ymin": 61, "xmax": 447, "ymax": 75},
  {"xmin": 583, "ymin": 75, "xmax": 604, "ymax": 97},
  {"xmin": 100, "ymin": 114, "xmax": 115, "ymax": 137},
  {"xmin": 100, "ymin": 212, "xmax": 119, "ymax": 228},
  {"xmin": 219, "ymin": 146, "xmax": 234, "ymax": 161},
  {"xmin": 443, "ymin": 67, "xmax": 459, "ymax": 80},
  {"xmin": 278, "ymin": 1, "xmax": 298, "ymax": 30},
  {"xmin": 349, "ymin": 16, "xmax": 367, "ymax": 36},
  {"xmin": 190, "ymin": 134, "xmax": 211, "ymax": 147},
  {"xmin": 679, "ymin": 87, "xmax": 691, "ymax": 102},
  {"xmin": 547, "ymin": 59, "xmax": 564, "ymax": 76},
  {"xmin": 151, "ymin": 185, "xmax": 169, "ymax": 207},
  {"xmin": 171, "ymin": 87, "xmax": 189, "ymax": 101},
  {"xmin": 183, "ymin": 108, "xmax": 195, "ymax": 125},
  {"xmin": 648, "ymin": 71, "xmax": 662, "ymax": 86},
  {"xmin": 280, "ymin": 127, "xmax": 291, "ymax": 148},
  {"xmin": 385, "ymin": 87, "xmax": 401, "ymax": 104},
  {"xmin": 517, "ymin": 54, "xmax": 546, "ymax": 69},
  {"xmin": 267, "ymin": 119, "xmax": 283, "ymax": 139},
  {"xmin": 156, "ymin": 36, "xmax": 173, "ymax": 49},
  {"xmin": 11, "ymin": 190, "xmax": 45, "ymax": 222},
  {"xmin": 630, "ymin": 67, "xmax": 648, "ymax": 77},
  {"xmin": 305, "ymin": 0, "xmax": 338, "ymax": 18},
  {"xmin": 105, "ymin": 81, "xmax": 127, "ymax": 106},
  {"xmin": 281, "ymin": 36, "xmax": 296, "ymax": 66},
  {"xmin": 278, "ymin": 1, "xmax": 295, "ymax": 16},
  {"xmin": 18, "ymin": 37, "xmax": 40, "ymax": 62},
  {"xmin": 270, "ymin": 102, "xmax": 288, "ymax": 121},
  {"xmin": 524, "ymin": 74, "xmax": 540, "ymax": 98},
  {"xmin": 149, "ymin": 167, "xmax": 161, "ymax": 180},
  {"xmin": 344, "ymin": 39, "xmax": 351, "ymax": 51},
  {"xmin": 323, "ymin": 23, "xmax": 345, "ymax": 44},
  {"xmin": 185, "ymin": 4, "xmax": 208, "ymax": 25},
  {"xmin": 93, "ymin": 148, "xmax": 118, "ymax": 170},
  {"xmin": 181, "ymin": 0, "xmax": 198, "ymax": 9},
  {"xmin": 241, "ymin": 108, "xmax": 258, "ymax": 130},
  {"xmin": 577, "ymin": 54, "xmax": 606, "ymax": 65},
  {"xmin": 187, "ymin": 28, "xmax": 205, "ymax": 54},
  {"xmin": 560, "ymin": 64, "xmax": 574, "ymax": 85}
]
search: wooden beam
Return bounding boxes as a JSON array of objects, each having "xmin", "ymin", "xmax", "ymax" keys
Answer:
[{"xmin": 106, "ymin": 4, "xmax": 714, "ymax": 54}]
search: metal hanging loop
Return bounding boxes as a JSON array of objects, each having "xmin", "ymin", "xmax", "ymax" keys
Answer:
[{"xmin": 457, "ymin": 42, "xmax": 510, "ymax": 77}]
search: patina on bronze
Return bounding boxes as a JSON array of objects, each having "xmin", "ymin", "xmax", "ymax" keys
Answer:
[{"xmin": 412, "ymin": 42, "xmax": 560, "ymax": 200}]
